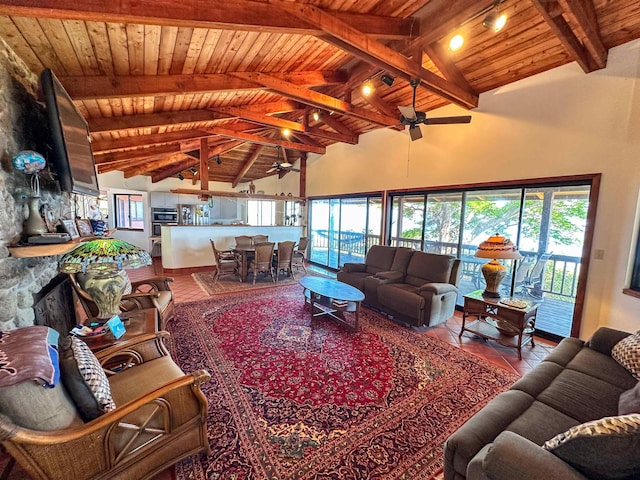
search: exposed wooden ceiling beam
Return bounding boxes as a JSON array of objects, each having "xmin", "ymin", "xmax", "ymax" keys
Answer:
[
  {"xmin": 557, "ymin": 0, "xmax": 607, "ymax": 68},
  {"xmin": 202, "ymin": 125, "xmax": 326, "ymax": 154},
  {"xmin": 361, "ymin": 92, "xmax": 403, "ymax": 131},
  {"xmin": 88, "ymin": 110, "xmax": 221, "ymax": 133},
  {"xmin": 271, "ymin": 1, "xmax": 478, "ymax": 109},
  {"xmin": 232, "ymin": 145, "xmax": 264, "ymax": 188},
  {"xmin": 61, "ymin": 70, "xmax": 348, "ymax": 100},
  {"xmin": 318, "ymin": 112, "xmax": 358, "ymax": 137},
  {"xmin": 92, "ymin": 129, "xmax": 212, "ymax": 153},
  {"xmin": 306, "ymin": 128, "xmax": 358, "ymax": 145},
  {"xmin": 530, "ymin": 0, "xmax": 601, "ymax": 72},
  {"xmin": 423, "ymin": 42, "xmax": 474, "ymax": 93},
  {"xmin": 244, "ymin": 101, "xmax": 302, "ymax": 114},
  {"xmin": 151, "ymin": 157, "xmax": 199, "ymax": 183},
  {"xmin": 213, "ymin": 106, "xmax": 305, "ymax": 132},
  {"xmin": 0, "ymin": 0, "xmax": 414, "ymax": 39},
  {"xmin": 232, "ymin": 72, "xmax": 398, "ymax": 127},
  {"xmin": 95, "ymin": 144, "xmax": 182, "ymax": 165},
  {"xmin": 199, "ymin": 139, "xmax": 209, "ymax": 192},
  {"xmin": 124, "ymin": 152, "xmax": 194, "ymax": 178}
]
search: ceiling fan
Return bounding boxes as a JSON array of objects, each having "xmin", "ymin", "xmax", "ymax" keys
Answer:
[
  {"xmin": 398, "ymin": 78, "xmax": 472, "ymax": 141},
  {"xmin": 266, "ymin": 146, "xmax": 300, "ymax": 173}
]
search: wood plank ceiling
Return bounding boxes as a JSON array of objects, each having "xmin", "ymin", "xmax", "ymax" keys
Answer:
[{"xmin": 0, "ymin": 0, "xmax": 639, "ymax": 190}]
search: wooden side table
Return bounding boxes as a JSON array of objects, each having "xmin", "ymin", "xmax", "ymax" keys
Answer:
[
  {"xmin": 82, "ymin": 308, "xmax": 159, "ymax": 352},
  {"xmin": 460, "ymin": 290, "xmax": 541, "ymax": 359}
]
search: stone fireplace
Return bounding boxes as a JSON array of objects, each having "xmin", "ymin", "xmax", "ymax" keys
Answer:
[{"xmin": 0, "ymin": 37, "xmax": 72, "ymax": 330}]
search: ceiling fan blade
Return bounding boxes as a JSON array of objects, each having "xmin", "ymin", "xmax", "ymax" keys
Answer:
[
  {"xmin": 266, "ymin": 167, "xmax": 276, "ymax": 173},
  {"xmin": 408, "ymin": 124, "xmax": 423, "ymax": 141},
  {"xmin": 424, "ymin": 115, "xmax": 472, "ymax": 125},
  {"xmin": 398, "ymin": 105, "xmax": 417, "ymax": 121}
]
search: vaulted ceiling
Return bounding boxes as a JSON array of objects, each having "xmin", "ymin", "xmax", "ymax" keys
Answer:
[{"xmin": 1, "ymin": 0, "xmax": 639, "ymax": 191}]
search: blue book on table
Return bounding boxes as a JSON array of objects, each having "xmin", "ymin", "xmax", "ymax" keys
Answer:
[{"xmin": 106, "ymin": 315, "xmax": 126, "ymax": 339}]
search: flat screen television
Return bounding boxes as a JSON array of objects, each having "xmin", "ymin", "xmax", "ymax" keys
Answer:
[{"xmin": 41, "ymin": 68, "xmax": 100, "ymax": 197}]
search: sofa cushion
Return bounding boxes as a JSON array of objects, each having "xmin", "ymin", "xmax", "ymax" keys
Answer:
[
  {"xmin": 0, "ymin": 379, "xmax": 84, "ymax": 430},
  {"xmin": 60, "ymin": 336, "xmax": 116, "ymax": 421},
  {"xmin": 619, "ymin": 382, "xmax": 640, "ymax": 415},
  {"xmin": 389, "ymin": 247, "xmax": 414, "ymax": 273},
  {"xmin": 543, "ymin": 413, "xmax": 640, "ymax": 479},
  {"xmin": 404, "ymin": 252, "xmax": 454, "ymax": 287},
  {"xmin": 363, "ymin": 245, "xmax": 396, "ymax": 274},
  {"xmin": 566, "ymin": 347, "xmax": 638, "ymax": 391},
  {"xmin": 536, "ymin": 369, "xmax": 624, "ymax": 423},
  {"xmin": 377, "ymin": 283, "xmax": 423, "ymax": 318},
  {"xmin": 612, "ymin": 331, "xmax": 640, "ymax": 380}
]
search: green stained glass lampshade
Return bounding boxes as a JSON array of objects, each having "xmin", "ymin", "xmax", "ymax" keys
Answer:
[{"xmin": 59, "ymin": 238, "xmax": 152, "ymax": 274}]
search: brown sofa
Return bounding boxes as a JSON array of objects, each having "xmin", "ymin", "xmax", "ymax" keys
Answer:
[
  {"xmin": 337, "ymin": 245, "xmax": 461, "ymax": 328},
  {"xmin": 444, "ymin": 327, "xmax": 640, "ymax": 480}
]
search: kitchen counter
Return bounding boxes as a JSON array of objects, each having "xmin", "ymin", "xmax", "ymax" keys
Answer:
[{"xmin": 160, "ymin": 224, "xmax": 303, "ymax": 270}]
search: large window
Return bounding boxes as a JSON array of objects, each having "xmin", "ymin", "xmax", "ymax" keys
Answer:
[
  {"xmin": 114, "ymin": 194, "xmax": 144, "ymax": 230},
  {"xmin": 308, "ymin": 195, "xmax": 382, "ymax": 269},
  {"xmin": 388, "ymin": 181, "xmax": 594, "ymax": 340},
  {"xmin": 247, "ymin": 200, "xmax": 276, "ymax": 226}
]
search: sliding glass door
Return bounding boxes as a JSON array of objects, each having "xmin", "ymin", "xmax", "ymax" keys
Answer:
[
  {"xmin": 308, "ymin": 195, "xmax": 383, "ymax": 269},
  {"xmin": 388, "ymin": 182, "xmax": 593, "ymax": 340}
]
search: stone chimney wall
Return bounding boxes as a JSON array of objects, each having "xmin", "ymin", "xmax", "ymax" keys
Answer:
[{"xmin": 0, "ymin": 37, "xmax": 71, "ymax": 330}]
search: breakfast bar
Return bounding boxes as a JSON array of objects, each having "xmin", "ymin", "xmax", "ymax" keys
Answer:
[{"xmin": 160, "ymin": 225, "xmax": 303, "ymax": 271}]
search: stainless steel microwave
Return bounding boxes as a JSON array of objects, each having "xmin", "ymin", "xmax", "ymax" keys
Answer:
[{"xmin": 152, "ymin": 207, "xmax": 178, "ymax": 223}]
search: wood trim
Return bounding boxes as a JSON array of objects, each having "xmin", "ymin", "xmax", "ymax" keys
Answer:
[{"xmin": 622, "ymin": 288, "xmax": 640, "ymax": 299}]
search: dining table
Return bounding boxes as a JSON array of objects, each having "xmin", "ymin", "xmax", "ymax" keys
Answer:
[{"xmin": 233, "ymin": 245, "xmax": 278, "ymax": 282}]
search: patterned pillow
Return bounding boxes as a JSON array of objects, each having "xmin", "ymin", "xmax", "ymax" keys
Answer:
[
  {"xmin": 619, "ymin": 382, "xmax": 640, "ymax": 415},
  {"xmin": 612, "ymin": 331, "xmax": 640, "ymax": 380},
  {"xmin": 543, "ymin": 414, "xmax": 640, "ymax": 479},
  {"xmin": 90, "ymin": 219, "xmax": 108, "ymax": 236},
  {"xmin": 59, "ymin": 336, "xmax": 116, "ymax": 421}
]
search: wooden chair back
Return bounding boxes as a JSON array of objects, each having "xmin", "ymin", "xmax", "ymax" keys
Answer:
[
  {"xmin": 252, "ymin": 234, "xmax": 269, "ymax": 245},
  {"xmin": 274, "ymin": 241, "xmax": 295, "ymax": 281},
  {"xmin": 249, "ymin": 242, "xmax": 275, "ymax": 284},
  {"xmin": 235, "ymin": 235, "xmax": 253, "ymax": 248}
]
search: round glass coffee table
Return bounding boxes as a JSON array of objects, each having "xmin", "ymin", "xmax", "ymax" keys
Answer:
[{"xmin": 298, "ymin": 276, "xmax": 364, "ymax": 331}]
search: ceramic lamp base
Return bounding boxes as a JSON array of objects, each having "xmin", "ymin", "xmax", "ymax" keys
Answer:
[
  {"xmin": 76, "ymin": 270, "xmax": 128, "ymax": 319},
  {"xmin": 481, "ymin": 259, "xmax": 506, "ymax": 298}
]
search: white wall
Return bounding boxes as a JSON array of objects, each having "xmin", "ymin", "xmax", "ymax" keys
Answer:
[{"xmin": 305, "ymin": 40, "xmax": 640, "ymax": 339}]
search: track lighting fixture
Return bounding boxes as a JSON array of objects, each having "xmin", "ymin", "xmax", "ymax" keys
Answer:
[
  {"xmin": 483, "ymin": 9, "xmax": 507, "ymax": 32},
  {"xmin": 189, "ymin": 168, "xmax": 197, "ymax": 175},
  {"xmin": 177, "ymin": 173, "xmax": 184, "ymax": 181},
  {"xmin": 312, "ymin": 110, "xmax": 320, "ymax": 122},
  {"xmin": 282, "ymin": 128, "xmax": 291, "ymax": 137},
  {"xmin": 380, "ymin": 73, "xmax": 395, "ymax": 87},
  {"xmin": 361, "ymin": 82, "xmax": 373, "ymax": 97},
  {"xmin": 215, "ymin": 155, "xmax": 222, "ymax": 165}
]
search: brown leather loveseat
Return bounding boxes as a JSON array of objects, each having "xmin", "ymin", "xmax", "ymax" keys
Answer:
[{"xmin": 337, "ymin": 245, "xmax": 461, "ymax": 328}]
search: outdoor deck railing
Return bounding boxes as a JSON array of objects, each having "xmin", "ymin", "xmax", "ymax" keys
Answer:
[{"xmin": 309, "ymin": 230, "xmax": 580, "ymax": 299}]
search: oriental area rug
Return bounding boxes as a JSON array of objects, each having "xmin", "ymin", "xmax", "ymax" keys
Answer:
[
  {"xmin": 167, "ymin": 285, "xmax": 519, "ymax": 480},
  {"xmin": 192, "ymin": 269, "xmax": 326, "ymax": 295}
]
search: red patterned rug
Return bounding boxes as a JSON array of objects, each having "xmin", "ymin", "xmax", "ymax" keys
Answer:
[{"xmin": 168, "ymin": 285, "xmax": 519, "ymax": 480}]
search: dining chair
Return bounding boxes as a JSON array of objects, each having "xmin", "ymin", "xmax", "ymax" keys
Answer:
[
  {"xmin": 211, "ymin": 240, "xmax": 240, "ymax": 283},
  {"xmin": 292, "ymin": 236, "xmax": 309, "ymax": 273},
  {"xmin": 249, "ymin": 242, "xmax": 275, "ymax": 284},
  {"xmin": 252, "ymin": 234, "xmax": 269, "ymax": 245},
  {"xmin": 234, "ymin": 235, "xmax": 253, "ymax": 248},
  {"xmin": 273, "ymin": 241, "xmax": 295, "ymax": 281}
]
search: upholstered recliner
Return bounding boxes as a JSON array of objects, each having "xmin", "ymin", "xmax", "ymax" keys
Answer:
[
  {"xmin": 374, "ymin": 252, "xmax": 460, "ymax": 328},
  {"xmin": 0, "ymin": 330, "xmax": 210, "ymax": 480},
  {"xmin": 337, "ymin": 245, "xmax": 413, "ymax": 292}
]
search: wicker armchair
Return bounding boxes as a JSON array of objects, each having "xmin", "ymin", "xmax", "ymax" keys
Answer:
[
  {"xmin": 69, "ymin": 272, "xmax": 175, "ymax": 330},
  {"xmin": 0, "ymin": 332, "xmax": 210, "ymax": 480}
]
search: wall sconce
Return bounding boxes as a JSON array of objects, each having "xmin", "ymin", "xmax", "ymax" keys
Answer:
[{"xmin": 380, "ymin": 73, "xmax": 395, "ymax": 87}]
